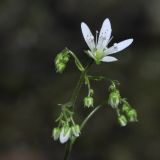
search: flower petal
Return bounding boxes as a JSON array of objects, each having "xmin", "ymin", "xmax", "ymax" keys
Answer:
[
  {"xmin": 107, "ymin": 39, "xmax": 133, "ymax": 55},
  {"xmin": 101, "ymin": 56, "xmax": 118, "ymax": 62},
  {"xmin": 81, "ymin": 22, "xmax": 95, "ymax": 51},
  {"xmin": 59, "ymin": 128, "xmax": 70, "ymax": 144},
  {"xmin": 97, "ymin": 18, "xmax": 112, "ymax": 50}
]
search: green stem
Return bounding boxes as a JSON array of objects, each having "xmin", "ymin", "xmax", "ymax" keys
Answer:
[
  {"xmin": 63, "ymin": 60, "xmax": 93, "ymax": 160},
  {"xmin": 70, "ymin": 70, "xmax": 86, "ymax": 107},
  {"xmin": 64, "ymin": 140, "xmax": 73, "ymax": 160},
  {"xmin": 68, "ymin": 50, "xmax": 85, "ymax": 72},
  {"xmin": 80, "ymin": 105, "xmax": 102, "ymax": 130},
  {"xmin": 63, "ymin": 104, "xmax": 104, "ymax": 160},
  {"xmin": 70, "ymin": 60, "xmax": 93, "ymax": 109}
]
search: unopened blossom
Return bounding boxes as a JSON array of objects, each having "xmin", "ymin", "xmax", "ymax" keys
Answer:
[
  {"xmin": 55, "ymin": 50, "xmax": 70, "ymax": 73},
  {"xmin": 71, "ymin": 125, "xmax": 80, "ymax": 137},
  {"xmin": 127, "ymin": 109, "xmax": 138, "ymax": 122},
  {"xmin": 81, "ymin": 18, "xmax": 133, "ymax": 64},
  {"xmin": 84, "ymin": 96, "xmax": 94, "ymax": 108},
  {"xmin": 118, "ymin": 115, "xmax": 127, "ymax": 127},
  {"xmin": 53, "ymin": 127, "xmax": 60, "ymax": 141},
  {"xmin": 108, "ymin": 90, "xmax": 121, "ymax": 109},
  {"xmin": 59, "ymin": 127, "xmax": 71, "ymax": 144}
]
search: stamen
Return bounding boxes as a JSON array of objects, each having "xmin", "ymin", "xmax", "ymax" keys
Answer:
[
  {"xmin": 96, "ymin": 30, "xmax": 98, "ymax": 46},
  {"xmin": 107, "ymin": 36, "xmax": 113, "ymax": 46}
]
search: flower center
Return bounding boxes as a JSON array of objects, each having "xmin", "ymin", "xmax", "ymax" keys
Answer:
[{"xmin": 94, "ymin": 50, "xmax": 103, "ymax": 64}]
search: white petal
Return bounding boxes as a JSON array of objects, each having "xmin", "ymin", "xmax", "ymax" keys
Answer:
[
  {"xmin": 59, "ymin": 128, "xmax": 70, "ymax": 144},
  {"xmin": 107, "ymin": 39, "xmax": 133, "ymax": 55},
  {"xmin": 101, "ymin": 56, "xmax": 118, "ymax": 62},
  {"xmin": 97, "ymin": 18, "xmax": 112, "ymax": 50},
  {"xmin": 81, "ymin": 22, "xmax": 95, "ymax": 51}
]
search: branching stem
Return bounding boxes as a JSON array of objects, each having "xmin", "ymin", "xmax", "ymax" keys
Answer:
[
  {"xmin": 64, "ymin": 60, "xmax": 94, "ymax": 160},
  {"xmin": 70, "ymin": 60, "xmax": 93, "ymax": 109}
]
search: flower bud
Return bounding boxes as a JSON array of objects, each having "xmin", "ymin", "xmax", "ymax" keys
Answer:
[
  {"xmin": 108, "ymin": 90, "xmax": 120, "ymax": 109},
  {"xmin": 118, "ymin": 115, "xmax": 127, "ymax": 127},
  {"xmin": 122, "ymin": 103, "xmax": 131, "ymax": 113},
  {"xmin": 71, "ymin": 125, "xmax": 80, "ymax": 137},
  {"xmin": 55, "ymin": 51, "xmax": 70, "ymax": 73},
  {"xmin": 127, "ymin": 109, "xmax": 138, "ymax": 122},
  {"xmin": 56, "ymin": 63, "xmax": 66, "ymax": 73},
  {"xmin": 52, "ymin": 127, "xmax": 60, "ymax": 141},
  {"xmin": 84, "ymin": 96, "xmax": 94, "ymax": 108},
  {"xmin": 89, "ymin": 89, "xmax": 94, "ymax": 96},
  {"xmin": 59, "ymin": 126, "xmax": 71, "ymax": 144}
]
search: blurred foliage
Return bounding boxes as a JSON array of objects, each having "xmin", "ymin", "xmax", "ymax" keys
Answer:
[{"xmin": 0, "ymin": 0, "xmax": 160, "ymax": 160}]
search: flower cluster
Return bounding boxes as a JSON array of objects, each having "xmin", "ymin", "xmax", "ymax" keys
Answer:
[
  {"xmin": 53, "ymin": 103, "xmax": 80, "ymax": 143},
  {"xmin": 53, "ymin": 124, "xmax": 80, "ymax": 144},
  {"xmin": 53, "ymin": 17, "xmax": 138, "ymax": 151},
  {"xmin": 108, "ymin": 81, "xmax": 138, "ymax": 126}
]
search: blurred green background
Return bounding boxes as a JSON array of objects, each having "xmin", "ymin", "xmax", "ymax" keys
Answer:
[{"xmin": 0, "ymin": 0, "xmax": 160, "ymax": 160}]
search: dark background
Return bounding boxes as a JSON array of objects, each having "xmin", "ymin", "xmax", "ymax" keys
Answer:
[{"xmin": 0, "ymin": 0, "xmax": 160, "ymax": 160}]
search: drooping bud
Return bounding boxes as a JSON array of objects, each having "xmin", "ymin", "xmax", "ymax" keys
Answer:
[
  {"xmin": 71, "ymin": 125, "xmax": 80, "ymax": 137},
  {"xmin": 84, "ymin": 96, "xmax": 94, "ymax": 108},
  {"xmin": 59, "ymin": 126, "xmax": 71, "ymax": 144},
  {"xmin": 122, "ymin": 102, "xmax": 131, "ymax": 113},
  {"xmin": 89, "ymin": 89, "xmax": 94, "ymax": 96},
  {"xmin": 55, "ymin": 49, "xmax": 70, "ymax": 73},
  {"xmin": 118, "ymin": 115, "xmax": 127, "ymax": 127},
  {"xmin": 52, "ymin": 127, "xmax": 60, "ymax": 141},
  {"xmin": 56, "ymin": 63, "xmax": 66, "ymax": 73},
  {"xmin": 108, "ymin": 90, "xmax": 120, "ymax": 109},
  {"xmin": 127, "ymin": 109, "xmax": 138, "ymax": 122}
]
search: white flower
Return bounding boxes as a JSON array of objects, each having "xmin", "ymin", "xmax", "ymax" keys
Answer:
[
  {"xmin": 81, "ymin": 18, "xmax": 133, "ymax": 64},
  {"xmin": 59, "ymin": 127, "xmax": 71, "ymax": 144}
]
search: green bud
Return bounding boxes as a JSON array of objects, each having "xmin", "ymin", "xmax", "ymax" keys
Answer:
[
  {"xmin": 84, "ymin": 96, "xmax": 94, "ymax": 108},
  {"xmin": 63, "ymin": 55, "xmax": 70, "ymax": 62},
  {"xmin": 56, "ymin": 63, "xmax": 66, "ymax": 73},
  {"xmin": 52, "ymin": 127, "xmax": 60, "ymax": 141},
  {"xmin": 127, "ymin": 109, "xmax": 138, "ymax": 122},
  {"xmin": 118, "ymin": 115, "xmax": 127, "ymax": 127},
  {"xmin": 71, "ymin": 125, "xmax": 80, "ymax": 137},
  {"xmin": 109, "ymin": 85, "xmax": 115, "ymax": 91},
  {"xmin": 89, "ymin": 89, "xmax": 94, "ymax": 96},
  {"xmin": 63, "ymin": 125, "xmax": 70, "ymax": 134},
  {"xmin": 122, "ymin": 103, "xmax": 131, "ymax": 113},
  {"xmin": 55, "ymin": 51, "xmax": 70, "ymax": 73},
  {"xmin": 108, "ymin": 90, "xmax": 120, "ymax": 109},
  {"xmin": 60, "ymin": 126, "xmax": 71, "ymax": 144}
]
